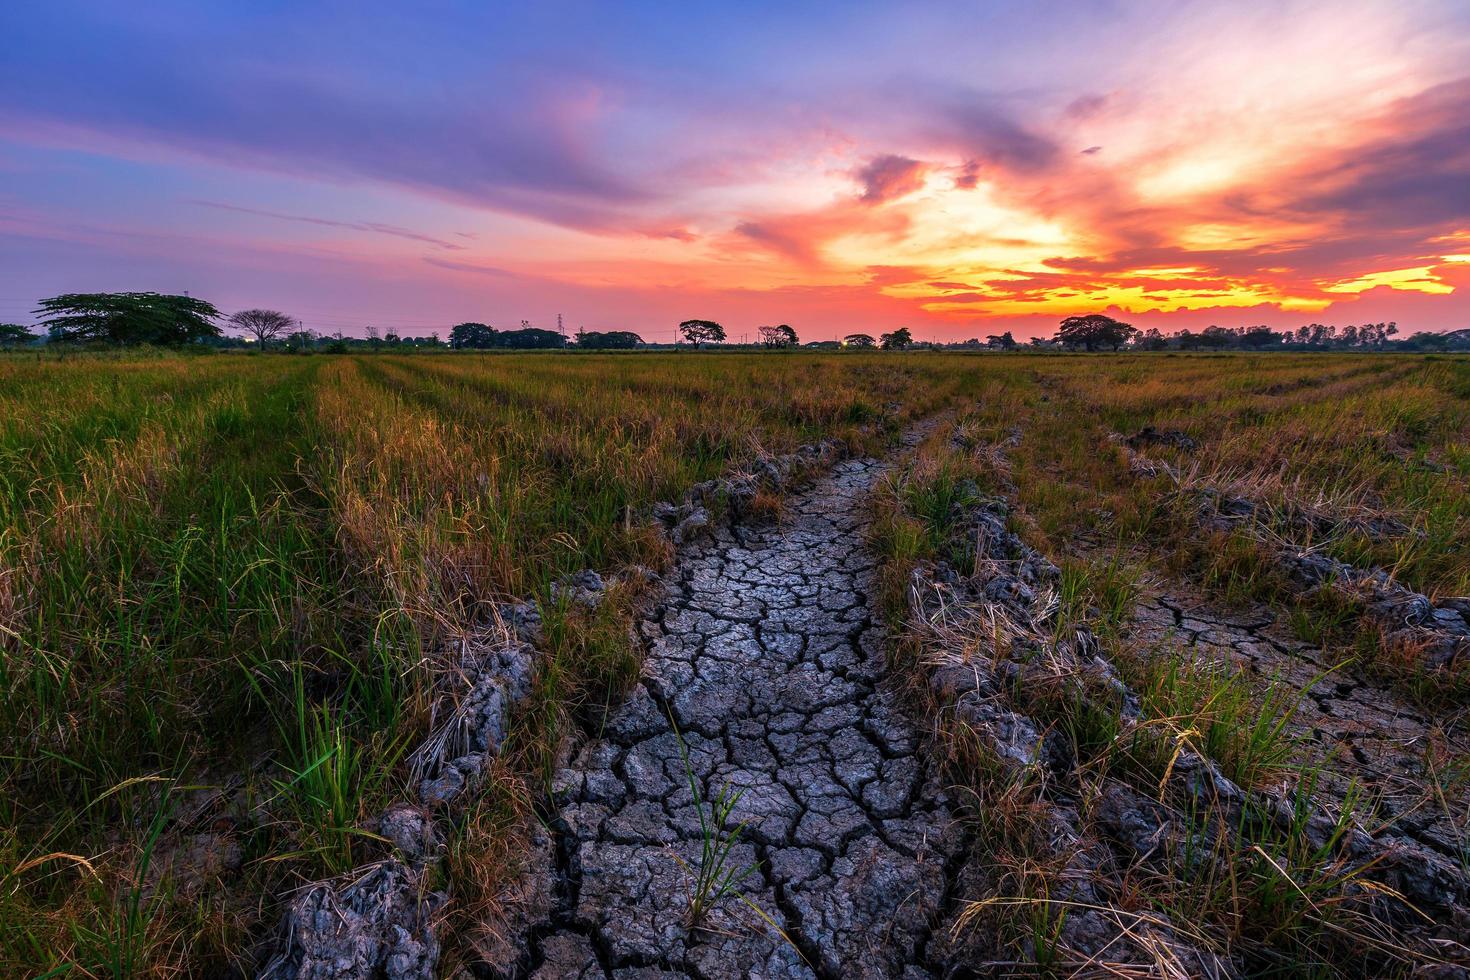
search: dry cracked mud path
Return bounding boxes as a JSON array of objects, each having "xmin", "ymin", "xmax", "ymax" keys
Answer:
[{"xmin": 532, "ymin": 456, "xmax": 961, "ymax": 979}]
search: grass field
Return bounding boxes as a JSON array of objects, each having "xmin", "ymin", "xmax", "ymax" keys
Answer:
[
  {"xmin": 1, "ymin": 349, "xmax": 1466, "ymax": 976},
  {"xmin": 0, "ymin": 350, "xmax": 980, "ymax": 975},
  {"xmin": 869, "ymin": 352, "xmax": 1470, "ymax": 975}
]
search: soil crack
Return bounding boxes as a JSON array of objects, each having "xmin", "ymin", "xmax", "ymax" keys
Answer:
[{"xmin": 529, "ymin": 456, "xmax": 958, "ymax": 979}]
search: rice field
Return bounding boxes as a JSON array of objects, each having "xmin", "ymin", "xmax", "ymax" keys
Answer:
[
  {"xmin": 870, "ymin": 352, "xmax": 1470, "ymax": 975},
  {"xmin": 1, "ymin": 349, "xmax": 1466, "ymax": 976},
  {"xmin": 0, "ymin": 350, "xmax": 978, "ymax": 975}
]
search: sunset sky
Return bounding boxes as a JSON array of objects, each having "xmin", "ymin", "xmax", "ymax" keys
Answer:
[{"xmin": 3, "ymin": 1, "xmax": 1469, "ymax": 341}]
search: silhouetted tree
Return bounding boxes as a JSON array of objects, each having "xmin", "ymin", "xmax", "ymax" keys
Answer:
[
  {"xmin": 578, "ymin": 330, "xmax": 642, "ymax": 349},
  {"xmin": 1358, "ymin": 322, "xmax": 1398, "ymax": 348},
  {"xmin": 679, "ymin": 319, "xmax": 726, "ymax": 346},
  {"xmin": 844, "ymin": 333, "xmax": 876, "ymax": 348},
  {"xmin": 38, "ymin": 292, "xmax": 222, "ymax": 345},
  {"xmin": 1136, "ymin": 327, "xmax": 1169, "ymax": 351},
  {"xmin": 1199, "ymin": 325, "xmax": 1234, "ymax": 349},
  {"xmin": 1055, "ymin": 314, "xmax": 1134, "ymax": 351},
  {"xmin": 880, "ymin": 327, "xmax": 913, "ymax": 350},
  {"xmin": 759, "ymin": 324, "xmax": 799, "ymax": 348},
  {"xmin": 0, "ymin": 323, "xmax": 36, "ymax": 347},
  {"xmin": 986, "ymin": 331, "xmax": 1017, "ymax": 350},
  {"xmin": 229, "ymin": 309, "xmax": 294, "ymax": 348},
  {"xmin": 450, "ymin": 322, "xmax": 496, "ymax": 349},
  {"xmin": 283, "ymin": 329, "xmax": 318, "ymax": 352},
  {"xmin": 1239, "ymin": 325, "xmax": 1282, "ymax": 349},
  {"xmin": 496, "ymin": 327, "xmax": 565, "ymax": 349}
]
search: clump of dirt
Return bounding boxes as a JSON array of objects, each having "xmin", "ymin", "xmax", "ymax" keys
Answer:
[
  {"xmin": 261, "ymin": 862, "xmax": 444, "ymax": 980},
  {"xmin": 1279, "ymin": 549, "xmax": 1470, "ymax": 670},
  {"xmin": 1127, "ymin": 425, "xmax": 1198, "ymax": 453},
  {"xmin": 651, "ymin": 440, "xmax": 841, "ymax": 545}
]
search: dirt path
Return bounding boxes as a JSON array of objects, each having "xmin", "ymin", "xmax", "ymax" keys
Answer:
[{"xmin": 532, "ymin": 456, "xmax": 960, "ymax": 979}]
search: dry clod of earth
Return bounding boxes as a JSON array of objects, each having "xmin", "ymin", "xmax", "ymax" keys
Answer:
[
  {"xmin": 1278, "ymin": 550, "xmax": 1470, "ymax": 670},
  {"xmin": 523, "ymin": 450, "xmax": 962, "ymax": 978},
  {"xmin": 651, "ymin": 441, "xmax": 842, "ymax": 546},
  {"xmin": 1126, "ymin": 425, "xmax": 1198, "ymax": 453},
  {"xmin": 260, "ymin": 862, "xmax": 444, "ymax": 980}
]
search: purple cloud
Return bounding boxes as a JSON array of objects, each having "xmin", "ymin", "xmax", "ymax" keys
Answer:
[{"xmin": 854, "ymin": 155, "xmax": 929, "ymax": 204}]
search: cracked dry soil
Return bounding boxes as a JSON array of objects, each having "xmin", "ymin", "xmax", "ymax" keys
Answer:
[
  {"xmin": 1133, "ymin": 586, "xmax": 1470, "ymax": 865},
  {"xmin": 534, "ymin": 456, "xmax": 960, "ymax": 979}
]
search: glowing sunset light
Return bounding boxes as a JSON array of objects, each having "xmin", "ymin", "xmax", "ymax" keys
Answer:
[
  {"xmin": 1323, "ymin": 267, "xmax": 1455, "ymax": 295},
  {"xmin": 1, "ymin": 1, "xmax": 1468, "ymax": 338}
]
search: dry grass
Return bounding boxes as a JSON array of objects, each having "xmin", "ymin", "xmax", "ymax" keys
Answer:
[{"xmin": 870, "ymin": 380, "xmax": 1470, "ymax": 977}]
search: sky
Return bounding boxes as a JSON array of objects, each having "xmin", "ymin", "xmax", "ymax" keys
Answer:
[{"xmin": 3, "ymin": 1, "xmax": 1470, "ymax": 342}]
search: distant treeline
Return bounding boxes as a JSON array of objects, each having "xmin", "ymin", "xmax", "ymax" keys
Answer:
[
  {"xmin": 962, "ymin": 318, "xmax": 1470, "ymax": 352},
  {"xmin": 2, "ymin": 292, "xmax": 1467, "ymax": 353},
  {"xmin": 446, "ymin": 322, "xmax": 642, "ymax": 349}
]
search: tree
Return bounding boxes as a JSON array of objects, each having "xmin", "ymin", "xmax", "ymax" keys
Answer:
[
  {"xmin": 1401, "ymin": 330, "xmax": 1451, "ymax": 351},
  {"xmin": 1239, "ymin": 325, "xmax": 1282, "ymax": 349},
  {"xmin": 986, "ymin": 331, "xmax": 1017, "ymax": 350},
  {"xmin": 679, "ymin": 319, "xmax": 726, "ymax": 346},
  {"xmin": 1136, "ymin": 327, "xmax": 1169, "ymax": 351},
  {"xmin": 495, "ymin": 327, "xmax": 565, "ymax": 349},
  {"xmin": 37, "ymin": 292, "xmax": 222, "ymax": 345},
  {"xmin": 283, "ymin": 329, "xmax": 319, "ymax": 352},
  {"xmin": 228, "ymin": 309, "xmax": 294, "ymax": 348},
  {"xmin": 577, "ymin": 330, "xmax": 642, "ymax": 349},
  {"xmin": 879, "ymin": 327, "xmax": 913, "ymax": 350},
  {"xmin": 1199, "ymin": 325, "xmax": 1234, "ymax": 349},
  {"xmin": 1054, "ymin": 314, "xmax": 1135, "ymax": 351},
  {"xmin": 450, "ymin": 322, "xmax": 496, "ymax": 349},
  {"xmin": 844, "ymin": 333, "xmax": 876, "ymax": 348},
  {"xmin": 1358, "ymin": 322, "xmax": 1398, "ymax": 348},
  {"xmin": 758, "ymin": 324, "xmax": 799, "ymax": 348},
  {"xmin": 0, "ymin": 323, "xmax": 37, "ymax": 347}
]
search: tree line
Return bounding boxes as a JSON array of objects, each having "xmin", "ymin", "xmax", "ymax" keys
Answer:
[
  {"xmin": 1033, "ymin": 314, "xmax": 1466, "ymax": 353},
  {"xmin": 2, "ymin": 292, "xmax": 1465, "ymax": 353}
]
